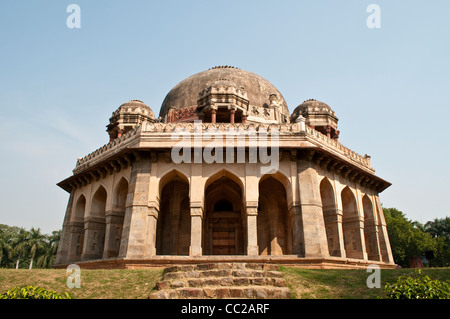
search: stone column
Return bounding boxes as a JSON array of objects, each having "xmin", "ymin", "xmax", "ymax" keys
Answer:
[
  {"xmin": 374, "ymin": 195, "xmax": 395, "ymax": 264},
  {"xmin": 291, "ymin": 205, "xmax": 305, "ymax": 256},
  {"xmin": 189, "ymin": 205, "xmax": 203, "ymax": 257},
  {"xmin": 211, "ymin": 109, "xmax": 217, "ymax": 123},
  {"xmin": 246, "ymin": 206, "xmax": 259, "ymax": 256},
  {"xmin": 54, "ymin": 191, "xmax": 74, "ymax": 265},
  {"xmin": 103, "ymin": 211, "xmax": 125, "ymax": 258},
  {"xmin": 296, "ymin": 151, "xmax": 330, "ymax": 258},
  {"xmin": 230, "ymin": 109, "xmax": 235, "ymax": 123},
  {"xmin": 118, "ymin": 151, "xmax": 153, "ymax": 259},
  {"xmin": 81, "ymin": 217, "xmax": 106, "ymax": 261}
]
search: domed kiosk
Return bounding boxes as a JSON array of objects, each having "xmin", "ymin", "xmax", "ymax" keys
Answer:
[{"xmin": 55, "ymin": 66, "xmax": 395, "ymax": 269}]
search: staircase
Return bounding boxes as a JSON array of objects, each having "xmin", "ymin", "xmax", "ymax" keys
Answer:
[{"xmin": 149, "ymin": 263, "xmax": 291, "ymax": 299}]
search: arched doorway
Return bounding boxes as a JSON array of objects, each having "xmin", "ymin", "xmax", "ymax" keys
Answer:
[
  {"xmin": 258, "ymin": 175, "xmax": 290, "ymax": 255},
  {"xmin": 156, "ymin": 172, "xmax": 190, "ymax": 255},
  {"xmin": 70, "ymin": 194, "xmax": 86, "ymax": 260},
  {"xmin": 83, "ymin": 186, "xmax": 107, "ymax": 260},
  {"xmin": 341, "ymin": 187, "xmax": 363, "ymax": 259},
  {"xmin": 203, "ymin": 175, "xmax": 245, "ymax": 255},
  {"xmin": 320, "ymin": 178, "xmax": 341, "ymax": 257},
  {"xmin": 105, "ymin": 178, "xmax": 128, "ymax": 258},
  {"xmin": 363, "ymin": 195, "xmax": 380, "ymax": 261}
]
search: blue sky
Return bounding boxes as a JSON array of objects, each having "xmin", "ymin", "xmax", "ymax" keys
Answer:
[{"xmin": 0, "ymin": 0, "xmax": 449, "ymax": 234}]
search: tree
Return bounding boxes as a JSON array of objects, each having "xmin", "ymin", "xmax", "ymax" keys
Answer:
[
  {"xmin": 12, "ymin": 228, "xmax": 30, "ymax": 269},
  {"xmin": 383, "ymin": 208, "xmax": 436, "ymax": 267},
  {"xmin": 36, "ymin": 230, "xmax": 60, "ymax": 268},
  {"xmin": 24, "ymin": 228, "xmax": 47, "ymax": 269}
]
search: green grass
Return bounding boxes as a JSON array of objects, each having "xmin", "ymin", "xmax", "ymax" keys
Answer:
[
  {"xmin": 0, "ymin": 267, "xmax": 448, "ymax": 299},
  {"xmin": 280, "ymin": 267, "xmax": 450, "ymax": 299},
  {"xmin": 0, "ymin": 268, "xmax": 164, "ymax": 299}
]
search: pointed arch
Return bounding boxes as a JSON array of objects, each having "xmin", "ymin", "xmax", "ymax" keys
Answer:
[
  {"xmin": 113, "ymin": 177, "xmax": 128, "ymax": 210},
  {"xmin": 69, "ymin": 194, "xmax": 86, "ymax": 260},
  {"xmin": 363, "ymin": 194, "xmax": 380, "ymax": 261},
  {"xmin": 90, "ymin": 185, "xmax": 107, "ymax": 218},
  {"xmin": 320, "ymin": 177, "xmax": 341, "ymax": 257},
  {"xmin": 204, "ymin": 168, "xmax": 244, "ymax": 193},
  {"xmin": 105, "ymin": 177, "xmax": 129, "ymax": 258},
  {"xmin": 159, "ymin": 168, "xmax": 190, "ymax": 191},
  {"xmin": 82, "ymin": 185, "xmax": 107, "ymax": 261},
  {"xmin": 257, "ymin": 175, "xmax": 291, "ymax": 255},
  {"xmin": 72, "ymin": 194, "xmax": 86, "ymax": 223},
  {"xmin": 156, "ymin": 169, "xmax": 190, "ymax": 255},
  {"xmin": 341, "ymin": 186, "xmax": 363, "ymax": 259},
  {"xmin": 203, "ymin": 171, "xmax": 245, "ymax": 255}
]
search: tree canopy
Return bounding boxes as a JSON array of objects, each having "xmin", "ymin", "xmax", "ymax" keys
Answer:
[
  {"xmin": 0, "ymin": 224, "xmax": 60, "ymax": 269},
  {"xmin": 383, "ymin": 208, "xmax": 449, "ymax": 267}
]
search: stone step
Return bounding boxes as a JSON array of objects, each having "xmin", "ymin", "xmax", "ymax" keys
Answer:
[
  {"xmin": 149, "ymin": 263, "xmax": 291, "ymax": 299},
  {"xmin": 157, "ymin": 276, "xmax": 287, "ymax": 290},
  {"xmin": 163, "ymin": 269, "xmax": 283, "ymax": 281},
  {"xmin": 150, "ymin": 286, "xmax": 291, "ymax": 299},
  {"xmin": 163, "ymin": 262, "xmax": 279, "ymax": 274}
]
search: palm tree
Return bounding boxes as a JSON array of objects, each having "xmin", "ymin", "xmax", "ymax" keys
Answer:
[
  {"xmin": 36, "ymin": 230, "xmax": 60, "ymax": 268},
  {"xmin": 0, "ymin": 235, "xmax": 12, "ymax": 267},
  {"xmin": 12, "ymin": 228, "xmax": 29, "ymax": 269},
  {"xmin": 25, "ymin": 228, "xmax": 47, "ymax": 269}
]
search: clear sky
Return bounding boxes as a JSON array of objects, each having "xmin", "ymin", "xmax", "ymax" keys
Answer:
[{"xmin": 0, "ymin": 0, "xmax": 449, "ymax": 234}]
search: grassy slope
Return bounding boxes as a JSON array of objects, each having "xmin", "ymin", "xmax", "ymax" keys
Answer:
[
  {"xmin": 0, "ymin": 268, "xmax": 164, "ymax": 299},
  {"xmin": 0, "ymin": 267, "xmax": 449, "ymax": 299},
  {"xmin": 281, "ymin": 267, "xmax": 450, "ymax": 299}
]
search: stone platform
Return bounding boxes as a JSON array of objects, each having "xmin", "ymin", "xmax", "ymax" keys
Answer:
[
  {"xmin": 54, "ymin": 255, "xmax": 397, "ymax": 270},
  {"xmin": 148, "ymin": 263, "xmax": 291, "ymax": 299}
]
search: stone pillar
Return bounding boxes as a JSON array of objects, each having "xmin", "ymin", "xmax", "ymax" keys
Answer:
[
  {"xmin": 211, "ymin": 109, "xmax": 216, "ymax": 123},
  {"xmin": 374, "ymin": 195, "xmax": 395, "ymax": 264},
  {"xmin": 296, "ymin": 151, "xmax": 330, "ymax": 258},
  {"xmin": 54, "ymin": 191, "xmax": 74, "ymax": 265},
  {"xmin": 118, "ymin": 151, "xmax": 153, "ymax": 259},
  {"xmin": 103, "ymin": 211, "xmax": 125, "ymax": 258},
  {"xmin": 189, "ymin": 206, "xmax": 203, "ymax": 257},
  {"xmin": 291, "ymin": 205, "xmax": 305, "ymax": 256},
  {"xmin": 65, "ymin": 222, "xmax": 84, "ymax": 262},
  {"xmin": 81, "ymin": 217, "xmax": 106, "ymax": 261},
  {"xmin": 246, "ymin": 206, "xmax": 259, "ymax": 255},
  {"xmin": 230, "ymin": 109, "xmax": 235, "ymax": 123},
  {"xmin": 144, "ymin": 207, "xmax": 159, "ymax": 257}
]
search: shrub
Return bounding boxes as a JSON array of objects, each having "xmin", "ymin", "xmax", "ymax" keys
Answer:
[
  {"xmin": 384, "ymin": 271, "xmax": 450, "ymax": 299},
  {"xmin": 0, "ymin": 285, "xmax": 71, "ymax": 299}
]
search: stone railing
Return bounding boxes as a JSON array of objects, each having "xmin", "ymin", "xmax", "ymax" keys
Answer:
[
  {"xmin": 73, "ymin": 120, "xmax": 372, "ymax": 173},
  {"xmin": 304, "ymin": 126, "xmax": 373, "ymax": 170}
]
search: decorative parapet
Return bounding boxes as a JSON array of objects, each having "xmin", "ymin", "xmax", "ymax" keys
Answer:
[{"xmin": 73, "ymin": 121, "xmax": 373, "ymax": 174}]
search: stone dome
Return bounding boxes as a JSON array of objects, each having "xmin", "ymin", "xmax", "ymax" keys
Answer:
[
  {"xmin": 290, "ymin": 99, "xmax": 337, "ymax": 123},
  {"xmin": 111, "ymin": 99, "xmax": 155, "ymax": 120},
  {"xmin": 160, "ymin": 66, "xmax": 290, "ymax": 123}
]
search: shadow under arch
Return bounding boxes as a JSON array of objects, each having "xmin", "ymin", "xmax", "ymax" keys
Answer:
[
  {"xmin": 203, "ymin": 170, "xmax": 245, "ymax": 255},
  {"xmin": 156, "ymin": 169, "xmax": 190, "ymax": 256},
  {"xmin": 257, "ymin": 174, "xmax": 292, "ymax": 255}
]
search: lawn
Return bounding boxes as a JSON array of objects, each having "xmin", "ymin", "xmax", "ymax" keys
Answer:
[
  {"xmin": 0, "ymin": 268, "xmax": 164, "ymax": 299},
  {"xmin": 280, "ymin": 267, "xmax": 450, "ymax": 299},
  {"xmin": 0, "ymin": 267, "xmax": 448, "ymax": 299}
]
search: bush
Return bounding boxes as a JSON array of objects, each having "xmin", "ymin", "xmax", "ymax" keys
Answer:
[
  {"xmin": 0, "ymin": 285, "xmax": 71, "ymax": 299},
  {"xmin": 384, "ymin": 271, "xmax": 450, "ymax": 299}
]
